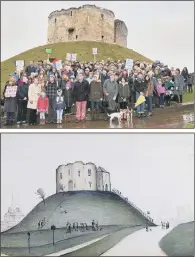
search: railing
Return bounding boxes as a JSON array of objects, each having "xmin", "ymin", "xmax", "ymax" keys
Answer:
[{"xmin": 112, "ymin": 189, "xmax": 154, "ymax": 223}]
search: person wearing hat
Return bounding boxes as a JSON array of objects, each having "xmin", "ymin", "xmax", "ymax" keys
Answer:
[{"xmin": 45, "ymin": 74, "xmax": 59, "ymax": 123}]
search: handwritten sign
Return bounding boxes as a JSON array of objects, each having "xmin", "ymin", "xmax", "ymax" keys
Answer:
[
  {"xmin": 92, "ymin": 48, "xmax": 98, "ymax": 55},
  {"xmin": 16, "ymin": 60, "xmax": 25, "ymax": 69},
  {"xmin": 66, "ymin": 53, "xmax": 71, "ymax": 61},
  {"xmin": 71, "ymin": 54, "xmax": 77, "ymax": 61},
  {"xmin": 55, "ymin": 60, "xmax": 62, "ymax": 70},
  {"xmin": 125, "ymin": 59, "xmax": 133, "ymax": 71}
]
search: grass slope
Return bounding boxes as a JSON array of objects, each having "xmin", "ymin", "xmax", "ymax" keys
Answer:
[
  {"xmin": 1, "ymin": 41, "xmax": 152, "ymax": 94},
  {"xmin": 159, "ymin": 221, "xmax": 194, "ymax": 256}
]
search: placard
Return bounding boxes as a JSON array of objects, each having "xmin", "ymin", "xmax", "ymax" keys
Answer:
[
  {"xmin": 55, "ymin": 60, "xmax": 62, "ymax": 70},
  {"xmin": 16, "ymin": 60, "xmax": 25, "ymax": 69},
  {"xmin": 66, "ymin": 53, "xmax": 71, "ymax": 61},
  {"xmin": 125, "ymin": 59, "xmax": 133, "ymax": 71},
  {"xmin": 92, "ymin": 48, "xmax": 98, "ymax": 55},
  {"xmin": 71, "ymin": 53, "xmax": 77, "ymax": 61}
]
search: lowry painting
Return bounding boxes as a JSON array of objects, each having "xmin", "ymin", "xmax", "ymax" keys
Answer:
[{"xmin": 1, "ymin": 134, "xmax": 194, "ymax": 256}]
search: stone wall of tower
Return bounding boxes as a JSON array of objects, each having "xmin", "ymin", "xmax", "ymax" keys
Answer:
[
  {"xmin": 114, "ymin": 19, "xmax": 128, "ymax": 47},
  {"xmin": 47, "ymin": 5, "xmax": 115, "ymax": 44}
]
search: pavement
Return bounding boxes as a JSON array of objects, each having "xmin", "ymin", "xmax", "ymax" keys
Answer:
[
  {"xmin": 102, "ymin": 226, "xmax": 171, "ymax": 256},
  {"xmin": 1, "ymin": 104, "xmax": 194, "ymax": 129}
]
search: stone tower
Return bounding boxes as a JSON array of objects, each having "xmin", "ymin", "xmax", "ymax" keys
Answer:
[{"xmin": 47, "ymin": 5, "xmax": 128, "ymax": 48}]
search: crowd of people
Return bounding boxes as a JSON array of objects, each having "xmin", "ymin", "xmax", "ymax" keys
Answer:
[{"xmin": 2, "ymin": 58, "xmax": 193, "ymax": 126}]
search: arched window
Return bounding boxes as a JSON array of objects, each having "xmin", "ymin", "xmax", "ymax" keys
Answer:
[
  {"xmin": 101, "ymin": 14, "xmax": 104, "ymax": 19},
  {"xmin": 76, "ymin": 35, "xmax": 78, "ymax": 39},
  {"xmin": 78, "ymin": 170, "xmax": 80, "ymax": 177},
  {"xmin": 89, "ymin": 182, "xmax": 92, "ymax": 188},
  {"xmin": 102, "ymin": 35, "xmax": 104, "ymax": 40},
  {"xmin": 68, "ymin": 169, "xmax": 71, "ymax": 175},
  {"xmin": 70, "ymin": 11, "xmax": 72, "ymax": 16},
  {"xmin": 74, "ymin": 183, "xmax": 76, "ymax": 188},
  {"xmin": 88, "ymin": 169, "xmax": 91, "ymax": 176},
  {"xmin": 55, "ymin": 18, "xmax": 57, "ymax": 23},
  {"xmin": 60, "ymin": 173, "xmax": 62, "ymax": 179}
]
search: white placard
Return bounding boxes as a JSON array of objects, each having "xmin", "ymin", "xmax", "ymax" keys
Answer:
[
  {"xmin": 71, "ymin": 53, "xmax": 77, "ymax": 61},
  {"xmin": 92, "ymin": 48, "xmax": 98, "ymax": 55},
  {"xmin": 66, "ymin": 53, "xmax": 71, "ymax": 61},
  {"xmin": 125, "ymin": 59, "xmax": 133, "ymax": 71},
  {"xmin": 16, "ymin": 60, "xmax": 24, "ymax": 69},
  {"xmin": 55, "ymin": 60, "xmax": 62, "ymax": 70}
]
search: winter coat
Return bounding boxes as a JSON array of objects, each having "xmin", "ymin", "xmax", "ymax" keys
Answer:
[
  {"xmin": 103, "ymin": 79, "xmax": 118, "ymax": 110},
  {"xmin": 37, "ymin": 96, "xmax": 49, "ymax": 112},
  {"xmin": 25, "ymin": 65, "xmax": 36, "ymax": 76},
  {"xmin": 145, "ymin": 80, "xmax": 154, "ymax": 97},
  {"xmin": 3, "ymin": 84, "xmax": 18, "ymax": 112},
  {"xmin": 27, "ymin": 83, "xmax": 42, "ymax": 109},
  {"xmin": 118, "ymin": 82, "xmax": 131, "ymax": 102},
  {"xmin": 53, "ymin": 96, "xmax": 66, "ymax": 110},
  {"xmin": 89, "ymin": 81, "xmax": 103, "ymax": 102},
  {"xmin": 46, "ymin": 81, "xmax": 58, "ymax": 99},
  {"xmin": 134, "ymin": 78, "xmax": 147, "ymax": 93},
  {"xmin": 63, "ymin": 84, "xmax": 74, "ymax": 107},
  {"xmin": 174, "ymin": 75, "xmax": 185, "ymax": 95},
  {"xmin": 157, "ymin": 84, "xmax": 166, "ymax": 96},
  {"xmin": 16, "ymin": 83, "xmax": 29, "ymax": 101},
  {"xmin": 72, "ymin": 79, "xmax": 90, "ymax": 102},
  {"xmin": 100, "ymin": 74, "xmax": 109, "ymax": 86}
]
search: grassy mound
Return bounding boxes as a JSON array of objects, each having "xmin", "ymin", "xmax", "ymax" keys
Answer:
[
  {"xmin": 159, "ymin": 221, "xmax": 194, "ymax": 256},
  {"xmin": 1, "ymin": 41, "xmax": 153, "ymax": 94}
]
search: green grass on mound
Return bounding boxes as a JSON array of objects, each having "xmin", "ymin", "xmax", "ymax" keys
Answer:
[
  {"xmin": 185, "ymin": 122, "xmax": 194, "ymax": 129},
  {"xmin": 1, "ymin": 41, "xmax": 153, "ymax": 95}
]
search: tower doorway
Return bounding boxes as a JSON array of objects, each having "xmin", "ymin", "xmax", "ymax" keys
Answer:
[{"xmin": 68, "ymin": 180, "xmax": 73, "ymax": 191}]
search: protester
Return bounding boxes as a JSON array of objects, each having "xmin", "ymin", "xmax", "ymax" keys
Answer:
[
  {"xmin": 3, "ymin": 74, "xmax": 18, "ymax": 125},
  {"xmin": 103, "ymin": 72, "xmax": 118, "ymax": 114},
  {"xmin": 157, "ymin": 78, "xmax": 166, "ymax": 108},
  {"xmin": 174, "ymin": 68, "xmax": 185, "ymax": 103},
  {"xmin": 45, "ymin": 74, "xmax": 58, "ymax": 123},
  {"xmin": 27, "ymin": 77, "xmax": 42, "ymax": 125},
  {"xmin": 2, "ymin": 57, "xmax": 191, "ymax": 126},
  {"xmin": 37, "ymin": 91, "xmax": 49, "ymax": 125},
  {"xmin": 89, "ymin": 74, "xmax": 103, "ymax": 120},
  {"xmin": 72, "ymin": 73, "xmax": 90, "ymax": 122},
  {"xmin": 16, "ymin": 76, "xmax": 29, "ymax": 125},
  {"xmin": 53, "ymin": 89, "xmax": 66, "ymax": 124}
]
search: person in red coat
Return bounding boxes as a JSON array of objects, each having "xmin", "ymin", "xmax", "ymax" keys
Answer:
[{"xmin": 37, "ymin": 91, "xmax": 49, "ymax": 124}]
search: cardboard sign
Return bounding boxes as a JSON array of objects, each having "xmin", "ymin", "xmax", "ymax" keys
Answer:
[
  {"xmin": 16, "ymin": 60, "xmax": 24, "ymax": 69},
  {"xmin": 71, "ymin": 53, "xmax": 77, "ymax": 61},
  {"xmin": 55, "ymin": 60, "xmax": 62, "ymax": 70},
  {"xmin": 125, "ymin": 59, "xmax": 133, "ymax": 71},
  {"xmin": 66, "ymin": 53, "xmax": 71, "ymax": 61},
  {"xmin": 92, "ymin": 48, "xmax": 98, "ymax": 55}
]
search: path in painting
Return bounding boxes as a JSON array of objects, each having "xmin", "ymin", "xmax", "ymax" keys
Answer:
[{"xmin": 102, "ymin": 226, "xmax": 171, "ymax": 256}]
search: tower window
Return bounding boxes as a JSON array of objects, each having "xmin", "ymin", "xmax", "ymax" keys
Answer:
[
  {"xmin": 68, "ymin": 28, "xmax": 74, "ymax": 33},
  {"xmin": 89, "ymin": 182, "xmax": 92, "ymax": 188},
  {"xmin": 74, "ymin": 183, "xmax": 76, "ymax": 188},
  {"xmin": 54, "ymin": 18, "xmax": 57, "ymax": 23},
  {"xmin": 101, "ymin": 14, "xmax": 104, "ymax": 19},
  {"xmin": 68, "ymin": 169, "xmax": 71, "ymax": 175},
  {"xmin": 102, "ymin": 35, "xmax": 104, "ymax": 40},
  {"xmin": 60, "ymin": 173, "xmax": 62, "ymax": 179},
  {"xmin": 78, "ymin": 170, "xmax": 80, "ymax": 177},
  {"xmin": 88, "ymin": 169, "xmax": 91, "ymax": 176},
  {"xmin": 70, "ymin": 11, "xmax": 72, "ymax": 16},
  {"xmin": 76, "ymin": 35, "xmax": 78, "ymax": 39}
]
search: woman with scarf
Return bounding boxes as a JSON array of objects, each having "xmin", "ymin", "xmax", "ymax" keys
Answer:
[{"xmin": 3, "ymin": 74, "xmax": 18, "ymax": 126}]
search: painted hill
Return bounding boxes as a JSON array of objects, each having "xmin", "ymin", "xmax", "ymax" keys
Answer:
[
  {"xmin": 1, "ymin": 41, "xmax": 153, "ymax": 94},
  {"xmin": 159, "ymin": 221, "xmax": 194, "ymax": 256},
  {"xmin": 3, "ymin": 191, "xmax": 156, "ymax": 234}
]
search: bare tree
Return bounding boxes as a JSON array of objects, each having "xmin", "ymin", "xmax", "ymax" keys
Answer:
[
  {"xmin": 36, "ymin": 188, "xmax": 46, "ymax": 204},
  {"xmin": 59, "ymin": 183, "xmax": 65, "ymax": 195}
]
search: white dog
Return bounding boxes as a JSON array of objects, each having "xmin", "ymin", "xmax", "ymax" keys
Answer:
[{"xmin": 107, "ymin": 110, "xmax": 124, "ymax": 124}]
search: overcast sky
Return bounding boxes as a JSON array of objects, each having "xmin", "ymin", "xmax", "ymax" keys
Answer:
[
  {"xmin": 1, "ymin": 1, "xmax": 194, "ymax": 72},
  {"xmin": 1, "ymin": 133, "xmax": 194, "ymax": 225}
]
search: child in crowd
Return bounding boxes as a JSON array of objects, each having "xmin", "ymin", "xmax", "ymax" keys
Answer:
[
  {"xmin": 37, "ymin": 91, "xmax": 49, "ymax": 124},
  {"xmin": 157, "ymin": 78, "xmax": 166, "ymax": 108},
  {"xmin": 53, "ymin": 89, "xmax": 66, "ymax": 124}
]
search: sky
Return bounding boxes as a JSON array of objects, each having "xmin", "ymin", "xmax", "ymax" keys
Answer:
[
  {"xmin": 1, "ymin": 133, "xmax": 194, "ymax": 225},
  {"xmin": 1, "ymin": 1, "xmax": 194, "ymax": 72}
]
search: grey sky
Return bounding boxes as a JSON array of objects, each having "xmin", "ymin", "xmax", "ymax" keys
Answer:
[
  {"xmin": 1, "ymin": 1, "xmax": 194, "ymax": 72},
  {"xmin": 1, "ymin": 133, "xmax": 194, "ymax": 225}
]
